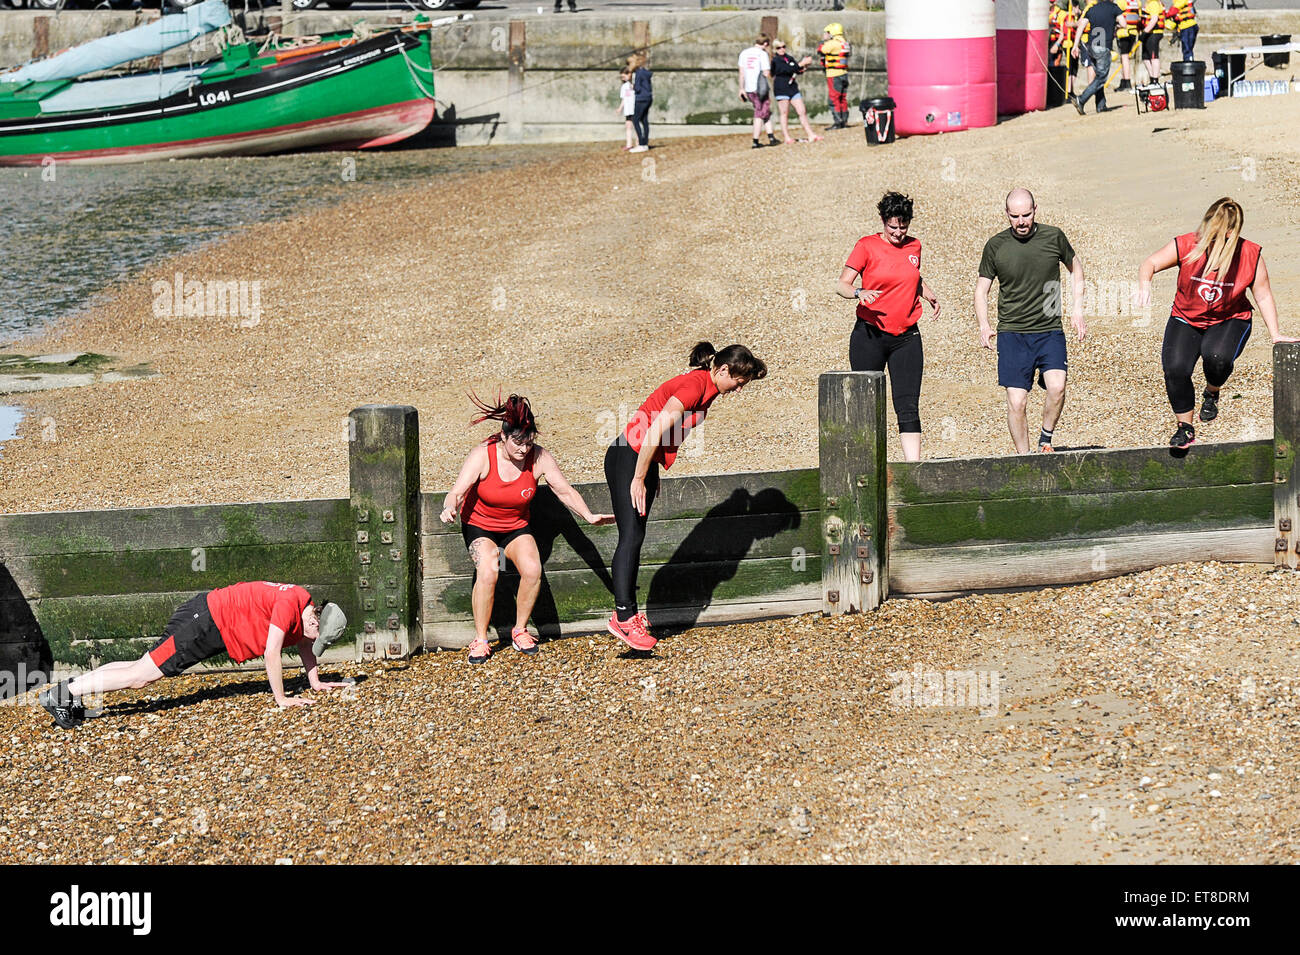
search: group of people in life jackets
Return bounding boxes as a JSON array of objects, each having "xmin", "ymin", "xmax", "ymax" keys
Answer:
[
  {"xmin": 1050, "ymin": 0, "xmax": 1199, "ymax": 98},
  {"xmin": 35, "ymin": 184, "xmax": 1293, "ymax": 726}
]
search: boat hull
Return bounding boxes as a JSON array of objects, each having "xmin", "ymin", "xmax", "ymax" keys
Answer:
[{"xmin": 0, "ymin": 32, "xmax": 435, "ymax": 165}]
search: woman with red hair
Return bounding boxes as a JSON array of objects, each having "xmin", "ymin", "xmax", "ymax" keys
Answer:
[{"xmin": 441, "ymin": 394, "xmax": 613, "ymax": 663}]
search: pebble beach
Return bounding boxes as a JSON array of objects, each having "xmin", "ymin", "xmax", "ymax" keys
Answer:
[{"xmin": 2, "ymin": 90, "xmax": 1299, "ymax": 864}]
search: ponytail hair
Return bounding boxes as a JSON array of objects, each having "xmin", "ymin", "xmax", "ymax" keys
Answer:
[
  {"xmin": 688, "ymin": 341, "xmax": 769, "ymax": 382},
  {"xmin": 468, "ymin": 391, "xmax": 539, "ymax": 437}
]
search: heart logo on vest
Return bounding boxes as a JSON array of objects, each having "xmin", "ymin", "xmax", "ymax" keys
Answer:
[
  {"xmin": 521, "ymin": 488, "xmax": 535, "ymax": 500},
  {"xmin": 1198, "ymin": 285, "xmax": 1224, "ymax": 305},
  {"xmin": 908, "ymin": 255, "xmax": 919, "ymax": 268}
]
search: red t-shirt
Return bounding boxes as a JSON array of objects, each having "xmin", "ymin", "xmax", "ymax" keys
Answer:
[
  {"xmin": 461, "ymin": 434, "xmax": 537, "ymax": 532},
  {"xmin": 844, "ymin": 234, "xmax": 923, "ymax": 335},
  {"xmin": 206, "ymin": 581, "xmax": 312, "ymax": 663},
  {"xmin": 1171, "ymin": 231, "xmax": 1261, "ymax": 329},
  {"xmin": 624, "ymin": 367, "xmax": 719, "ymax": 469}
]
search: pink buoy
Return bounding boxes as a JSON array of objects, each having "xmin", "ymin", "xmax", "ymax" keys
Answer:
[
  {"xmin": 886, "ymin": 0, "xmax": 997, "ymax": 136},
  {"xmin": 996, "ymin": 0, "xmax": 1050, "ymax": 115}
]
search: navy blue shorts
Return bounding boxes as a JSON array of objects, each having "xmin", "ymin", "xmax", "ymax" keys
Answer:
[{"xmin": 997, "ymin": 330, "xmax": 1068, "ymax": 391}]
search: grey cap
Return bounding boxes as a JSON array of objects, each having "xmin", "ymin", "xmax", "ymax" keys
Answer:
[{"xmin": 313, "ymin": 602, "xmax": 348, "ymax": 657}]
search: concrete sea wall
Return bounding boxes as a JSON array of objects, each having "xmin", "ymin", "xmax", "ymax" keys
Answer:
[{"xmin": 1, "ymin": 9, "xmax": 1298, "ymax": 145}]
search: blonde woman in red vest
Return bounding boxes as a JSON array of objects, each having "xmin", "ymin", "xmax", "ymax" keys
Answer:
[
  {"xmin": 441, "ymin": 394, "xmax": 614, "ymax": 663},
  {"xmin": 1138, "ymin": 198, "xmax": 1298, "ymax": 450}
]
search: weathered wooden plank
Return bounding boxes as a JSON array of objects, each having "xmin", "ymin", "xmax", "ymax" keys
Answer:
[
  {"xmin": 422, "ymin": 595, "xmax": 822, "ymax": 649},
  {"xmin": 891, "ymin": 483, "xmax": 1273, "ymax": 549},
  {"xmin": 31, "ymin": 590, "xmax": 360, "ymax": 668},
  {"xmin": 889, "ymin": 440, "xmax": 1273, "ymax": 506},
  {"xmin": 422, "ymin": 555, "xmax": 820, "ymax": 624},
  {"xmin": 420, "ymin": 468, "xmax": 819, "ymax": 535},
  {"xmin": 0, "ymin": 498, "xmax": 352, "ymax": 558},
  {"xmin": 348, "ymin": 405, "xmax": 422, "ymax": 661},
  {"xmin": 889, "ymin": 526, "xmax": 1274, "ymax": 594},
  {"xmin": 421, "ymin": 511, "xmax": 817, "ymax": 577},
  {"xmin": 819, "ymin": 371, "xmax": 887, "ymax": 614},
  {"xmin": 1274, "ymin": 344, "xmax": 1300, "ymax": 569},
  {"xmin": 3, "ymin": 542, "xmax": 353, "ymax": 600}
]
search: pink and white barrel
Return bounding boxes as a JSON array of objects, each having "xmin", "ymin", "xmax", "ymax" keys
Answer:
[
  {"xmin": 996, "ymin": 0, "xmax": 1050, "ymax": 115},
  {"xmin": 886, "ymin": 0, "xmax": 997, "ymax": 136}
]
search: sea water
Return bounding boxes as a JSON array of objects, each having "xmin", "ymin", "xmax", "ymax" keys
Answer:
[{"xmin": 0, "ymin": 142, "xmax": 601, "ymax": 339}]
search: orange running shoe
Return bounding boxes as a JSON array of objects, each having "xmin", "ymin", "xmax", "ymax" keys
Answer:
[
  {"xmin": 467, "ymin": 637, "xmax": 491, "ymax": 664},
  {"xmin": 607, "ymin": 611, "xmax": 657, "ymax": 652}
]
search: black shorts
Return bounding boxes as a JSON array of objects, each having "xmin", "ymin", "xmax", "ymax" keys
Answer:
[
  {"xmin": 462, "ymin": 523, "xmax": 532, "ymax": 551},
  {"xmin": 1142, "ymin": 33, "xmax": 1162, "ymax": 59},
  {"xmin": 1117, "ymin": 35, "xmax": 1135, "ymax": 55},
  {"xmin": 148, "ymin": 592, "xmax": 225, "ymax": 676}
]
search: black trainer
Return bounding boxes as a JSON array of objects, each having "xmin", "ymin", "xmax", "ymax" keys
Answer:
[
  {"xmin": 39, "ymin": 679, "xmax": 85, "ymax": 730},
  {"xmin": 1199, "ymin": 389, "xmax": 1219, "ymax": 422},
  {"xmin": 1170, "ymin": 422, "xmax": 1196, "ymax": 450},
  {"xmin": 767, "ymin": 135, "xmax": 780, "ymax": 146}
]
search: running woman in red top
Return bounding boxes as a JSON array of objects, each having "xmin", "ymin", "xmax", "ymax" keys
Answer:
[
  {"xmin": 38, "ymin": 582, "xmax": 350, "ymax": 729},
  {"xmin": 440, "ymin": 394, "xmax": 613, "ymax": 664},
  {"xmin": 605, "ymin": 342, "xmax": 768, "ymax": 651},
  {"xmin": 836, "ymin": 191, "xmax": 941, "ymax": 461},
  {"xmin": 1138, "ymin": 197, "xmax": 1298, "ymax": 450}
]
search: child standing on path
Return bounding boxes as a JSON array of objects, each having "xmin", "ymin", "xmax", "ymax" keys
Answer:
[{"xmin": 618, "ymin": 68, "xmax": 636, "ymax": 151}]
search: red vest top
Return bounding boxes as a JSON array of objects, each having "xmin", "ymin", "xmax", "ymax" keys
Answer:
[
  {"xmin": 1171, "ymin": 231, "xmax": 1260, "ymax": 329},
  {"xmin": 461, "ymin": 435, "xmax": 537, "ymax": 532}
]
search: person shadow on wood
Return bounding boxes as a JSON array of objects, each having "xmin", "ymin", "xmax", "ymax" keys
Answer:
[
  {"xmin": 646, "ymin": 487, "xmax": 803, "ymax": 638},
  {"xmin": 482, "ymin": 485, "xmax": 613, "ymax": 643},
  {"xmin": 0, "ymin": 562, "xmax": 53, "ymax": 701}
]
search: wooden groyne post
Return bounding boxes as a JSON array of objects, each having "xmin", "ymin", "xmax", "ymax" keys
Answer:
[
  {"xmin": 818, "ymin": 371, "xmax": 887, "ymax": 615},
  {"xmin": 348, "ymin": 405, "xmax": 423, "ymax": 662},
  {"xmin": 1275, "ymin": 342, "xmax": 1300, "ymax": 569}
]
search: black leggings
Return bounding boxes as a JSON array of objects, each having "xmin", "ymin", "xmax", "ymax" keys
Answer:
[
  {"xmin": 1161, "ymin": 316, "xmax": 1252, "ymax": 414},
  {"xmin": 849, "ymin": 320, "xmax": 924, "ymax": 433},
  {"xmin": 604, "ymin": 437, "xmax": 660, "ymax": 618}
]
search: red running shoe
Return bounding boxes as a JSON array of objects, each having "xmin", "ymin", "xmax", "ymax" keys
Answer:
[
  {"xmin": 607, "ymin": 611, "xmax": 657, "ymax": 651},
  {"xmin": 511, "ymin": 625, "xmax": 538, "ymax": 655}
]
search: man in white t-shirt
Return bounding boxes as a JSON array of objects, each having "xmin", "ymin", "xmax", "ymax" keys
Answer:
[{"xmin": 738, "ymin": 33, "xmax": 776, "ymax": 149}]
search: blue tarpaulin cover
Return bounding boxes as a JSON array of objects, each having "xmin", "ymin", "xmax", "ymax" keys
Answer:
[
  {"xmin": 2, "ymin": 0, "xmax": 231, "ymax": 84},
  {"xmin": 39, "ymin": 68, "xmax": 210, "ymax": 114}
]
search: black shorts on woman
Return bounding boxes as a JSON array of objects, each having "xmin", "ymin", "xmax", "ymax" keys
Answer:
[{"xmin": 462, "ymin": 523, "xmax": 533, "ymax": 551}]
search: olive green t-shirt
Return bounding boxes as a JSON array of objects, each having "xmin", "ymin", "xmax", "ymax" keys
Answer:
[{"xmin": 978, "ymin": 224, "xmax": 1077, "ymax": 333}]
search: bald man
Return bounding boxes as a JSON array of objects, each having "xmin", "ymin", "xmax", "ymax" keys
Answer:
[{"xmin": 975, "ymin": 189, "xmax": 1086, "ymax": 453}]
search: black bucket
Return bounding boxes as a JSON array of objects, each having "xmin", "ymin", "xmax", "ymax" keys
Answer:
[
  {"xmin": 1261, "ymin": 34, "xmax": 1292, "ymax": 68},
  {"xmin": 860, "ymin": 96, "xmax": 896, "ymax": 145},
  {"xmin": 1213, "ymin": 51, "xmax": 1247, "ymax": 94},
  {"xmin": 1046, "ymin": 64, "xmax": 1068, "ymax": 109},
  {"xmin": 1170, "ymin": 60, "xmax": 1206, "ymax": 109}
]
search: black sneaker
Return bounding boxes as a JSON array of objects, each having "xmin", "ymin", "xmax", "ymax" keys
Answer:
[
  {"xmin": 1199, "ymin": 389, "xmax": 1219, "ymax": 422},
  {"xmin": 767, "ymin": 135, "xmax": 780, "ymax": 146},
  {"xmin": 752, "ymin": 140, "xmax": 764, "ymax": 149},
  {"xmin": 1170, "ymin": 422, "xmax": 1196, "ymax": 450},
  {"xmin": 39, "ymin": 679, "xmax": 85, "ymax": 730}
]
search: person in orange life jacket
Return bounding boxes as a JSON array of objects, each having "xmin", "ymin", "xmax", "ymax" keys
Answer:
[
  {"xmin": 605, "ymin": 343, "xmax": 767, "ymax": 652},
  {"xmin": 441, "ymin": 394, "xmax": 614, "ymax": 664},
  {"xmin": 818, "ymin": 22, "xmax": 852, "ymax": 129},
  {"xmin": 39, "ymin": 582, "xmax": 350, "ymax": 729},
  {"xmin": 1140, "ymin": 0, "xmax": 1165, "ymax": 82},
  {"xmin": 1114, "ymin": 0, "xmax": 1142, "ymax": 91},
  {"xmin": 1138, "ymin": 198, "xmax": 1298, "ymax": 450},
  {"xmin": 836, "ymin": 191, "xmax": 941, "ymax": 462},
  {"xmin": 1165, "ymin": 0, "xmax": 1197, "ymax": 62}
]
